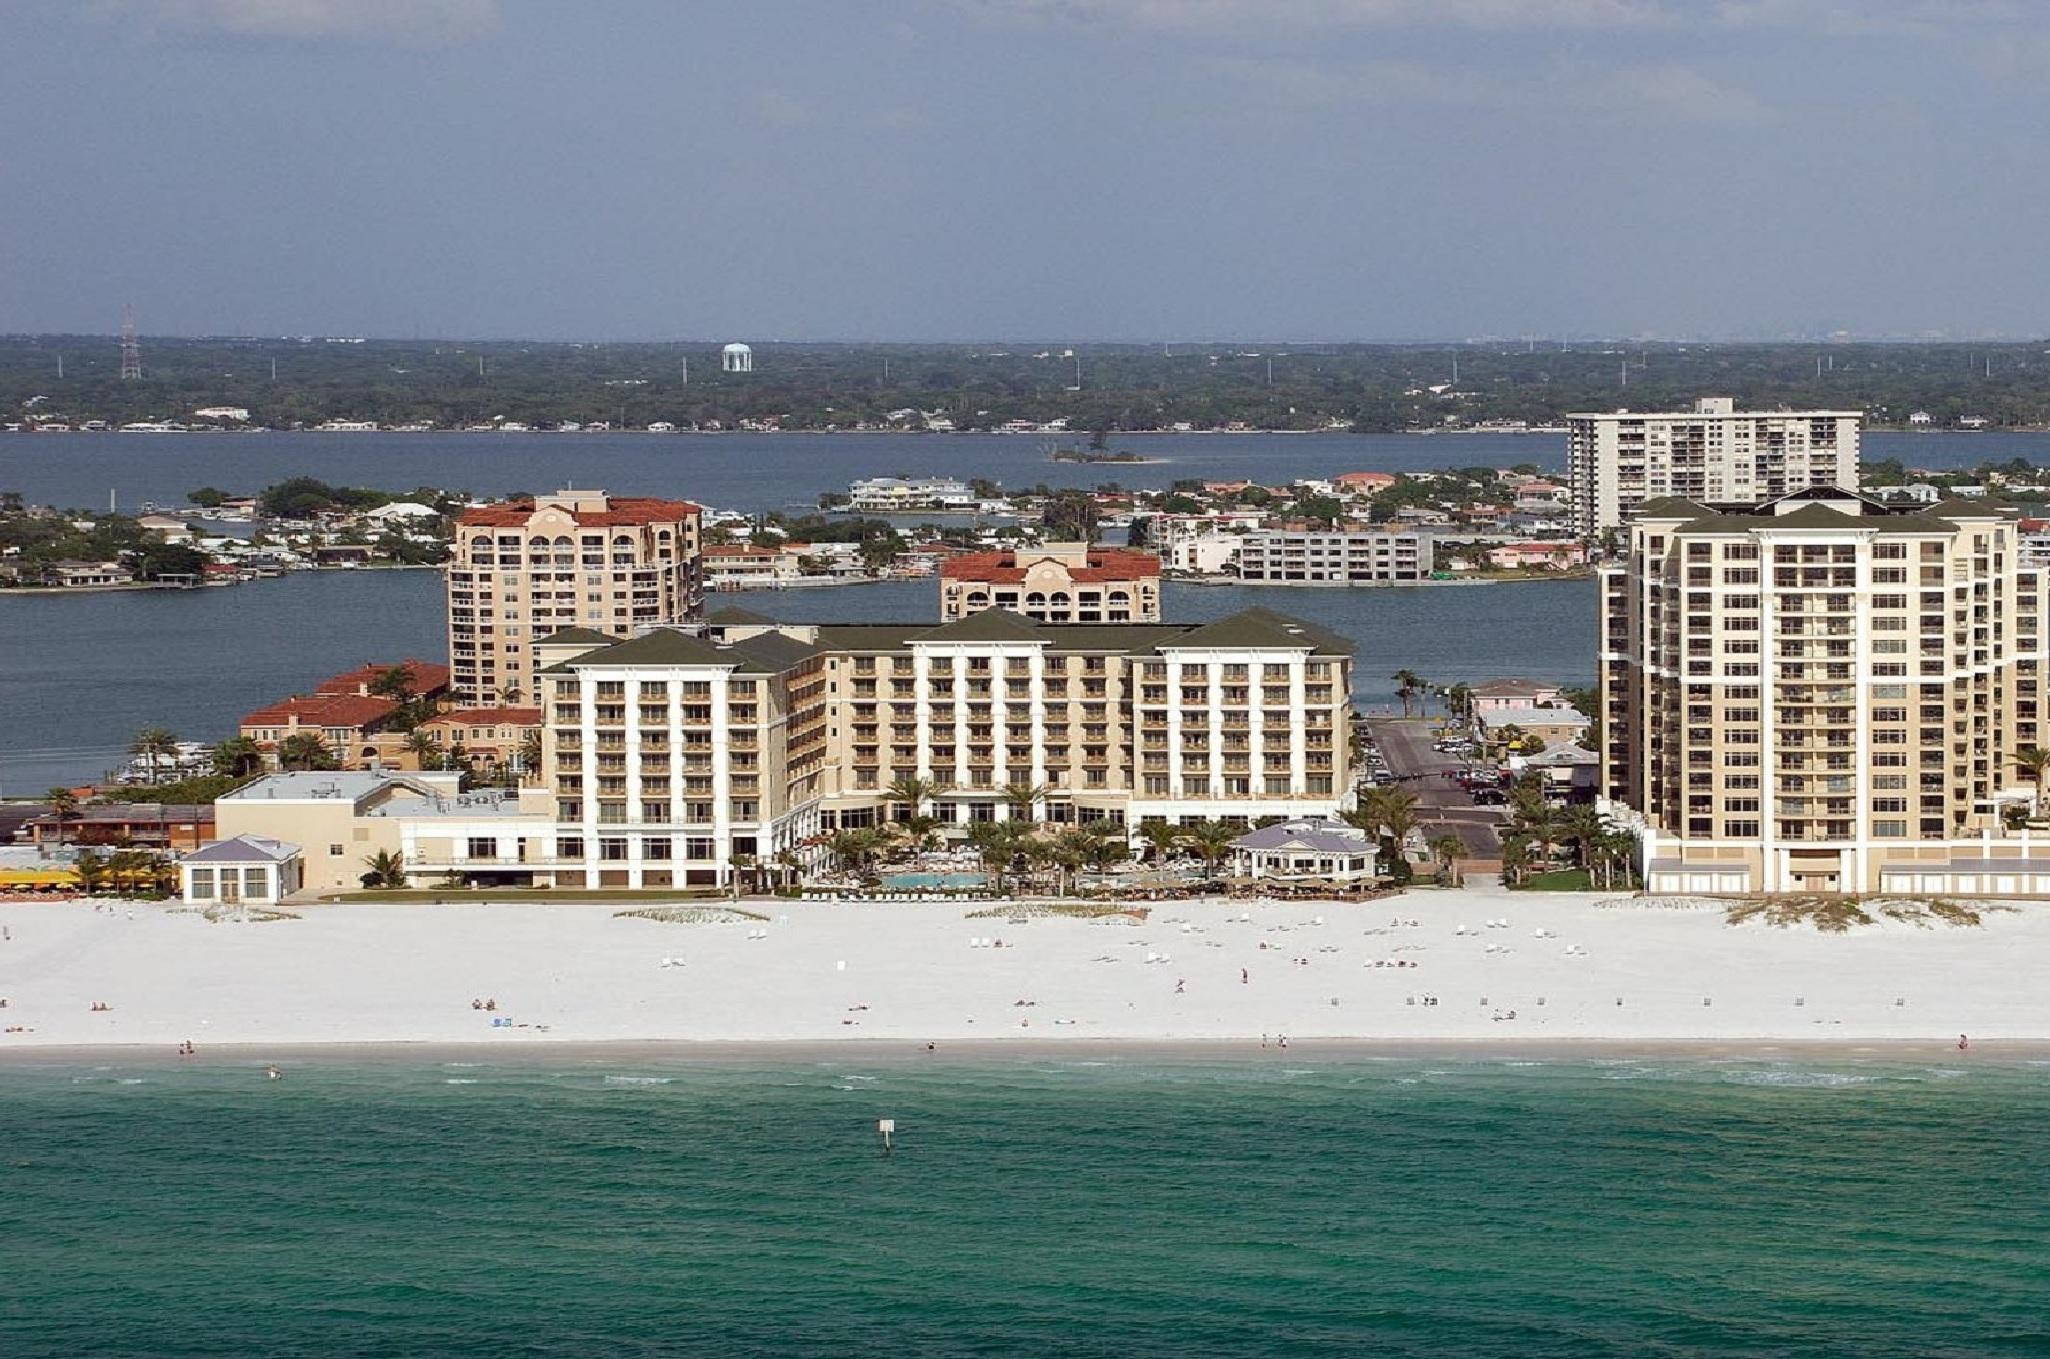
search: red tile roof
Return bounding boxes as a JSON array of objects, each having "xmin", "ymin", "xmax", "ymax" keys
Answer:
[
  {"xmin": 240, "ymin": 693, "xmax": 398, "ymax": 731},
  {"xmin": 458, "ymin": 496, "xmax": 701, "ymax": 527},
  {"xmin": 941, "ymin": 548, "xmax": 1161, "ymax": 585},
  {"xmin": 315, "ymin": 659, "xmax": 451, "ymax": 696},
  {"xmin": 428, "ymin": 707, "xmax": 542, "ymax": 727}
]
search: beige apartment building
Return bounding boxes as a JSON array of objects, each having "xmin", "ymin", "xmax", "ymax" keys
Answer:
[
  {"xmin": 447, "ymin": 489, "xmax": 703, "ymax": 705},
  {"xmin": 938, "ymin": 544, "xmax": 1162, "ymax": 622},
  {"xmin": 1601, "ymin": 488, "xmax": 2050, "ymax": 895},
  {"xmin": 1569, "ymin": 398, "xmax": 1861, "ymax": 536},
  {"xmin": 1232, "ymin": 527, "xmax": 1430, "ymax": 584},
  {"xmin": 200, "ymin": 606, "xmax": 1355, "ymax": 894},
  {"xmin": 524, "ymin": 605, "xmax": 1354, "ymax": 889}
]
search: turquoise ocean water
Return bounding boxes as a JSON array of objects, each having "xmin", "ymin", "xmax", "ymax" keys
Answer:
[{"xmin": 5, "ymin": 1055, "xmax": 2048, "ymax": 1358}]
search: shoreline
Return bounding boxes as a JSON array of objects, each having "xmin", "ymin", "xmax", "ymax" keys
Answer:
[
  {"xmin": 3, "ymin": 893, "xmax": 2044, "ymax": 1050},
  {"xmin": 0, "ymin": 1034, "xmax": 2017, "ymax": 1065}
]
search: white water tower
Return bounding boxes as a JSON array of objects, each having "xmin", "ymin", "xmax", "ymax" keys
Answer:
[{"xmin": 722, "ymin": 342, "xmax": 753, "ymax": 373}]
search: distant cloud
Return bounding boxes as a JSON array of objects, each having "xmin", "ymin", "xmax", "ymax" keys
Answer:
[
  {"xmin": 1211, "ymin": 54, "xmax": 1775, "ymax": 127},
  {"xmin": 960, "ymin": 0, "xmax": 1666, "ymax": 31},
  {"xmin": 963, "ymin": 0, "xmax": 2031, "ymax": 35},
  {"xmin": 753, "ymin": 90, "xmax": 819, "ymax": 128},
  {"xmin": 95, "ymin": 0, "xmax": 501, "ymax": 44}
]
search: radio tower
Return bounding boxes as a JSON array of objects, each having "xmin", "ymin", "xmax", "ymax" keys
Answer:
[{"xmin": 119, "ymin": 304, "xmax": 142, "ymax": 380}]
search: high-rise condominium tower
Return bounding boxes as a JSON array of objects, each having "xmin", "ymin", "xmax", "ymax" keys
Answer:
[
  {"xmin": 447, "ymin": 489, "xmax": 702, "ymax": 704},
  {"xmin": 1568, "ymin": 397, "xmax": 1861, "ymax": 536},
  {"xmin": 1600, "ymin": 488, "xmax": 2048, "ymax": 895}
]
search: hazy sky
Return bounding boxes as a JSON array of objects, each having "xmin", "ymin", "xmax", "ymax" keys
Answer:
[{"xmin": 2, "ymin": 0, "xmax": 2046, "ymax": 341}]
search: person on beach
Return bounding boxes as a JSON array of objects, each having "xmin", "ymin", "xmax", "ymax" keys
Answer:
[
  {"xmin": 1958, "ymin": 1034, "xmax": 1970, "ymax": 1051},
  {"xmin": 1241, "ymin": 968, "xmax": 1249, "ymax": 984},
  {"xmin": 1175, "ymin": 978, "xmax": 1185, "ymax": 994}
]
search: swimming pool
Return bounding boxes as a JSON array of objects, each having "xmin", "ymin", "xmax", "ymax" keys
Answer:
[{"xmin": 879, "ymin": 872, "xmax": 989, "ymax": 891}]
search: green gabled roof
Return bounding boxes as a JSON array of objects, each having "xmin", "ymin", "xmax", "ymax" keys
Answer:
[
  {"xmin": 918, "ymin": 609, "xmax": 1049, "ymax": 643},
  {"xmin": 1632, "ymin": 496, "xmax": 1710, "ymax": 520},
  {"xmin": 536, "ymin": 626, "xmax": 616, "ymax": 645},
  {"xmin": 1165, "ymin": 606, "xmax": 1355, "ymax": 654},
  {"xmin": 541, "ymin": 628, "xmax": 740, "ymax": 672},
  {"xmin": 1927, "ymin": 497, "xmax": 2012, "ymax": 519},
  {"xmin": 813, "ymin": 624, "xmax": 929, "ymax": 652},
  {"xmin": 706, "ymin": 604, "xmax": 776, "ymax": 625},
  {"xmin": 1675, "ymin": 501, "xmax": 1969, "ymax": 535},
  {"xmin": 730, "ymin": 630, "xmax": 819, "ymax": 671}
]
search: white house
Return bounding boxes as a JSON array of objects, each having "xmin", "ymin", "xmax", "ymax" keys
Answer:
[
  {"xmin": 179, "ymin": 835, "xmax": 304, "ymax": 906},
  {"xmin": 1229, "ymin": 817, "xmax": 1380, "ymax": 883}
]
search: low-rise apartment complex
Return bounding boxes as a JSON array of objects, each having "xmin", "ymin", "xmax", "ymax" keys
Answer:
[
  {"xmin": 527, "ymin": 606, "xmax": 1354, "ymax": 888},
  {"xmin": 1233, "ymin": 528, "xmax": 1430, "ymax": 584},
  {"xmin": 1569, "ymin": 398, "xmax": 1861, "ymax": 536},
  {"xmin": 207, "ymin": 607, "xmax": 1357, "ymax": 894},
  {"xmin": 446, "ymin": 489, "xmax": 703, "ymax": 705},
  {"xmin": 939, "ymin": 544, "xmax": 1162, "ymax": 622},
  {"xmin": 1601, "ymin": 488, "xmax": 2050, "ymax": 895}
]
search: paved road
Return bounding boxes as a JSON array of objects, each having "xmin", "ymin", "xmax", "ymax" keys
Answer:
[{"xmin": 1364, "ymin": 717, "xmax": 1505, "ymax": 857}]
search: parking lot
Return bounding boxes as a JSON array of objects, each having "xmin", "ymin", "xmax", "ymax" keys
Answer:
[{"xmin": 1362, "ymin": 717, "xmax": 1507, "ymax": 858}]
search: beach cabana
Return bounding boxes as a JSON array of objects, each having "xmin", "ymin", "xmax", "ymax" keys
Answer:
[
  {"xmin": 179, "ymin": 836, "xmax": 303, "ymax": 906},
  {"xmin": 1229, "ymin": 818, "xmax": 1379, "ymax": 884}
]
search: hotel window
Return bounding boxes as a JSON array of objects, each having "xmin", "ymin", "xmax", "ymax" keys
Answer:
[
  {"xmin": 1873, "ymin": 820, "xmax": 1908, "ymax": 837},
  {"xmin": 1722, "ymin": 820, "xmax": 1760, "ymax": 837},
  {"xmin": 643, "ymin": 837, "xmax": 673, "ymax": 860},
  {"xmin": 467, "ymin": 837, "xmax": 497, "ymax": 859},
  {"xmin": 599, "ymin": 838, "xmax": 629, "ymax": 861},
  {"xmin": 189, "ymin": 868, "xmax": 216, "ymax": 898},
  {"xmin": 557, "ymin": 836, "xmax": 584, "ymax": 859},
  {"xmin": 685, "ymin": 837, "xmax": 716, "ymax": 861}
]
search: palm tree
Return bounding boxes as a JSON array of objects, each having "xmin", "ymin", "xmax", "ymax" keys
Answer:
[
  {"xmin": 1516, "ymin": 803, "xmax": 1561, "ymax": 869},
  {"xmin": 1390, "ymin": 668, "xmax": 1423, "ymax": 718},
  {"xmin": 1047, "ymin": 827, "xmax": 1095, "ymax": 896},
  {"xmin": 1137, "ymin": 819, "xmax": 1184, "ymax": 866},
  {"xmin": 404, "ymin": 729, "xmax": 445, "ymax": 772},
  {"xmin": 368, "ymin": 664, "xmax": 419, "ymax": 703},
  {"xmin": 1598, "ymin": 828, "xmax": 1641, "ymax": 890},
  {"xmin": 45, "ymin": 786, "xmax": 81, "ymax": 848},
  {"xmin": 1499, "ymin": 831, "xmax": 1532, "ymax": 889},
  {"xmin": 1444, "ymin": 682, "xmax": 1474, "ymax": 725},
  {"xmin": 107, "ymin": 848, "xmax": 155, "ymax": 895},
  {"xmin": 1562, "ymin": 805, "xmax": 1608, "ymax": 871},
  {"xmin": 1001, "ymin": 781, "xmax": 1049, "ymax": 827},
  {"xmin": 129, "ymin": 727, "xmax": 180, "ymax": 784},
  {"xmin": 211, "ymin": 736, "xmax": 264, "ymax": 778},
  {"xmin": 898, "ymin": 813, "xmax": 943, "ymax": 854},
  {"xmin": 1182, "ymin": 820, "xmax": 1240, "ymax": 877},
  {"xmin": 773, "ymin": 847, "xmax": 804, "ymax": 891},
  {"xmin": 827, "ymin": 828, "xmax": 884, "ymax": 874},
  {"xmin": 2019, "ymin": 747, "xmax": 2050, "ymax": 817},
  {"xmin": 360, "ymin": 849, "xmax": 407, "ymax": 889},
  {"xmin": 1078, "ymin": 818, "xmax": 1127, "ymax": 873},
  {"xmin": 516, "ymin": 728, "xmax": 544, "ymax": 780},
  {"xmin": 886, "ymin": 774, "xmax": 948, "ymax": 821},
  {"xmin": 277, "ymin": 732, "xmax": 339, "ymax": 772},
  {"xmin": 966, "ymin": 819, "xmax": 1022, "ymax": 890},
  {"xmin": 729, "ymin": 853, "xmax": 757, "ymax": 899},
  {"xmin": 72, "ymin": 849, "xmax": 109, "ymax": 894},
  {"xmin": 1348, "ymin": 787, "xmax": 1420, "ymax": 876},
  {"xmin": 1428, "ymin": 833, "xmax": 1465, "ymax": 886}
]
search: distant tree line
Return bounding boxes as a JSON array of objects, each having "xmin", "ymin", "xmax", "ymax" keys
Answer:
[{"xmin": 10, "ymin": 336, "xmax": 2050, "ymax": 434}]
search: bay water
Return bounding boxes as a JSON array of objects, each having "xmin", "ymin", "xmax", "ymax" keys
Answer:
[
  {"xmin": 3, "ymin": 1053, "xmax": 2045, "ymax": 1358},
  {"xmin": 0, "ymin": 429, "xmax": 2029, "ymax": 790}
]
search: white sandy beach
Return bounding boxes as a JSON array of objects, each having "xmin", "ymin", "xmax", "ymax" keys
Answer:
[{"xmin": 0, "ymin": 889, "xmax": 2044, "ymax": 1051}]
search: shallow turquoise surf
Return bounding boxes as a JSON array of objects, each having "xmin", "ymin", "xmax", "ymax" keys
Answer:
[{"xmin": 5, "ymin": 1055, "xmax": 2047, "ymax": 1357}]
